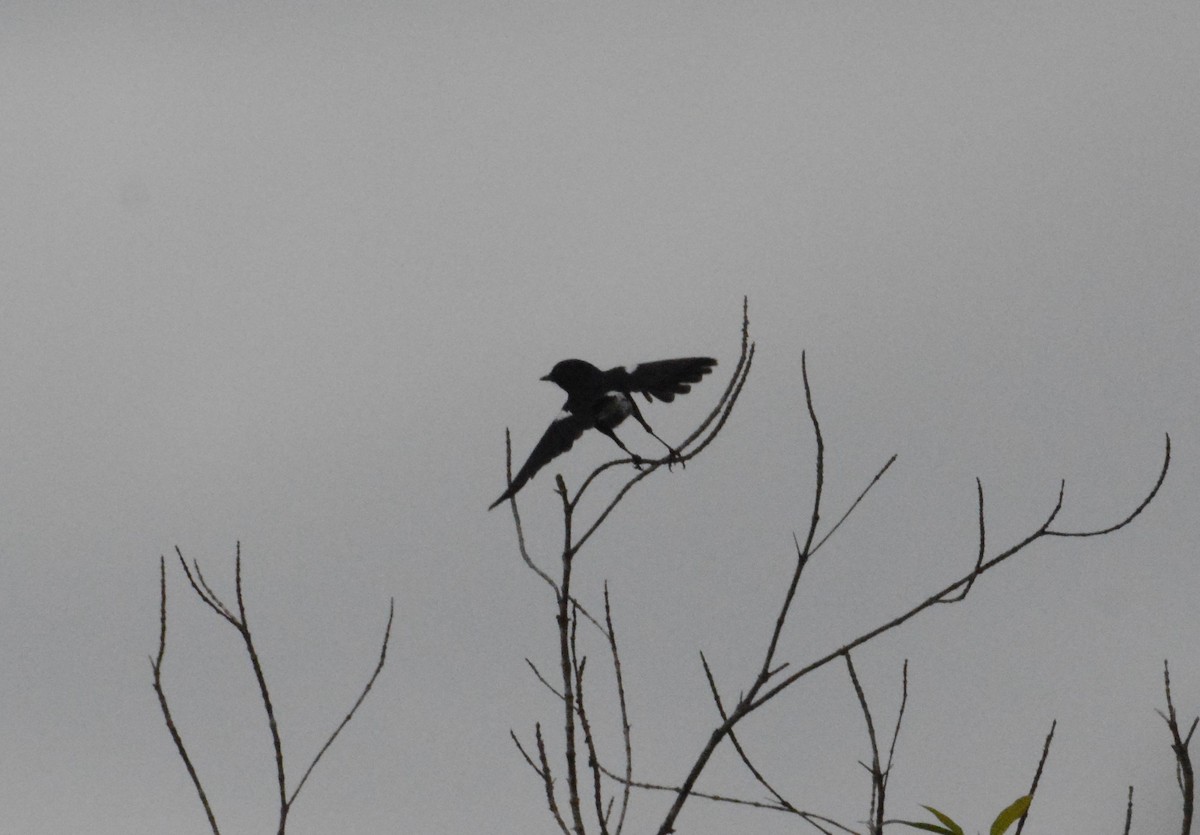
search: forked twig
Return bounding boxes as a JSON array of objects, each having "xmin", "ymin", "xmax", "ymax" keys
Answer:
[
  {"xmin": 749, "ymin": 434, "xmax": 1169, "ymax": 715},
  {"xmin": 502, "ymin": 296, "xmax": 1171, "ymax": 835},
  {"xmin": 159, "ymin": 545, "xmax": 393, "ymax": 835},
  {"xmin": 655, "ymin": 389, "xmax": 1168, "ymax": 834},
  {"xmin": 938, "ymin": 478, "xmax": 986, "ymax": 604},
  {"xmin": 845, "ymin": 652, "xmax": 885, "ymax": 835},
  {"xmin": 1158, "ymin": 659, "xmax": 1196, "ymax": 835},
  {"xmin": 884, "ymin": 661, "xmax": 908, "ymax": 790},
  {"xmin": 568, "ymin": 311, "xmax": 754, "ymax": 555},
  {"xmin": 507, "ymin": 301, "xmax": 755, "ymax": 834},
  {"xmin": 572, "ymin": 626, "xmax": 608, "ymax": 835},
  {"xmin": 593, "ymin": 759, "xmax": 859, "ymax": 834}
]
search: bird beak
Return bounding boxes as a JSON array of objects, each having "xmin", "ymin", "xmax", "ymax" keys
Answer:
[{"xmin": 540, "ymin": 373, "xmax": 551, "ymax": 382}]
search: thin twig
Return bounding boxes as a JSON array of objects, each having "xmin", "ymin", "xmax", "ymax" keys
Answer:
[
  {"xmin": 1013, "ymin": 719, "xmax": 1056, "ymax": 835},
  {"xmin": 697, "ymin": 652, "xmax": 850, "ymax": 835},
  {"xmin": 884, "ymin": 661, "xmax": 908, "ymax": 784},
  {"xmin": 939, "ymin": 478, "xmax": 986, "ymax": 604},
  {"xmin": 844, "ymin": 652, "xmax": 884, "ymax": 835},
  {"xmin": 1123, "ymin": 786, "xmax": 1134, "ymax": 835},
  {"xmin": 1045, "ymin": 435, "xmax": 1170, "ymax": 537},
  {"xmin": 567, "ymin": 299, "xmax": 755, "ymax": 549},
  {"xmin": 502, "ymin": 428, "xmax": 561, "ymax": 595},
  {"xmin": 655, "ymin": 416, "xmax": 1168, "ymax": 833},
  {"xmin": 569, "ymin": 339, "xmax": 754, "ymax": 554},
  {"xmin": 511, "ymin": 730, "xmax": 544, "ymax": 777},
  {"xmin": 750, "ymin": 434, "xmax": 1169, "ymax": 714},
  {"xmin": 594, "ymin": 759, "xmax": 858, "ymax": 833},
  {"xmin": 573, "ymin": 640, "xmax": 609, "ymax": 835},
  {"xmin": 223, "ymin": 547, "xmax": 289, "ymax": 834},
  {"xmin": 151, "ymin": 556, "xmax": 221, "ymax": 835},
  {"xmin": 810, "ymin": 455, "xmax": 898, "ymax": 557},
  {"xmin": 699, "ymin": 651, "xmax": 787, "ymax": 809},
  {"xmin": 509, "ymin": 300, "xmax": 755, "ymax": 835},
  {"xmin": 1158, "ymin": 659, "xmax": 1196, "ymax": 835},
  {"xmin": 176, "ymin": 548, "xmax": 235, "ymax": 624},
  {"xmin": 168, "ymin": 545, "xmax": 392, "ymax": 835},
  {"xmin": 656, "ymin": 352, "xmax": 831, "ymax": 835},
  {"xmin": 537, "ymin": 723, "xmax": 572, "ymax": 835},
  {"xmin": 603, "ymin": 586, "xmax": 634, "ymax": 835},
  {"xmin": 288, "ymin": 599, "xmax": 395, "ymax": 806},
  {"xmin": 527, "ymin": 658, "xmax": 567, "ymax": 701},
  {"xmin": 759, "ymin": 352, "xmax": 823, "ymax": 685},
  {"xmin": 555, "ymin": 479, "xmax": 586, "ymax": 835}
]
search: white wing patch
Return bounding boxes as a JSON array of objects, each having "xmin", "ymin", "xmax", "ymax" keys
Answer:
[
  {"xmin": 623, "ymin": 363, "xmax": 640, "ymax": 376},
  {"xmin": 596, "ymin": 391, "xmax": 633, "ymax": 423}
]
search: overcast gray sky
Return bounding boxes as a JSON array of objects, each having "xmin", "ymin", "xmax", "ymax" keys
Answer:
[{"xmin": 1, "ymin": 3, "xmax": 1197, "ymax": 833}]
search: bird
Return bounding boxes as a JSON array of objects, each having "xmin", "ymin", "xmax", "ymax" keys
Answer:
[{"xmin": 489, "ymin": 356, "xmax": 718, "ymax": 510}]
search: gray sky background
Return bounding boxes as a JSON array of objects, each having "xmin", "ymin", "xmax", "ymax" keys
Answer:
[{"xmin": 2, "ymin": 3, "xmax": 1197, "ymax": 833}]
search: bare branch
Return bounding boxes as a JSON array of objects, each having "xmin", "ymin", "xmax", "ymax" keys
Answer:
[
  {"xmin": 288, "ymin": 598, "xmax": 395, "ymax": 807},
  {"xmin": 163, "ymin": 546, "xmax": 391, "ymax": 835},
  {"xmin": 502, "ymin": 428, "xmax": 562, "ymax": 596},
  {"xmin": 222, "ymin": 546, "xmax": 289, "ymax": 830},
  {"xmin": 527, "ymin": 658, "xmax": 566, "ymax": 702},
  {"xmin": 1159, "ymin": 659, "xmax": 1195, "ymax": 835},
  {"xmin": 1013, "ymin": 719, "xmax": 1056, "ymax": 835},
  {"xmin": 938, "ymin": 478, "xmax": 986, "ymax": 604},
  {"xmin": 573, "ymin": 644, "xmax": 609, "ymax": 835},
  {"xmin": 151, "ymin": 556, "xmax": 221, "ymax": 835},
  {"xmin": 758, "ymin": 351, "xmax": 823, "ymax": 688},
  {"xmin": 603, "ymin": 586, "xmax": 634, "ymax": 835},
  {"xmin": 567, "ymin": 302, "xmax": 756, "ymax": 553},
  {"xmin": 1045, "ymin": 434, "xmax": 1170, "ymax": 538},
  {"xmin": 594, "ymin": 759, "xmax": 858, "ymax": 833},
  {"xmin": 748, "ymin": 433, "xmax": 1170, "ymax": 715},
  {"xmin": 175, "ymin": 547, "xmax": 235, "ymax": 624},
  {"xmin": 810, "ymin": 454, "xmax": 898, "ymax": 557},
  {"xmin": 699, "ymin": 650, "xmax": 822, "ymax": 828},
  {"xmin": 537, "ymin": 723, "xmax": 572, "ymax": 835},
  {"xmin": 884, "ymin": 661, "xmax": 908, "ymax": 784},
  {"xmin": 511, "ymin": 730, "xmax": 544, "ymax": 777},
  {"xmin": 1123, "ymin": 786, "xmax": 1134, "ymax": 835},
  {"xmin": 797, "ymin": 351, "xmax": 825, "ymax": 558},
  {"xmin": 554, "ymin": 485, "xmax": 585, "ymax": 835},
  {"xmin": 565, "ymin": 309, "xmax": 754, "ymax": 512},
  {"xmin": 844, "ymin": 653, "xmax": 884, "ymax": 835},
  {"xmin": 654, "ymin": 411, "xmax": 1169, "ymax": 833}
]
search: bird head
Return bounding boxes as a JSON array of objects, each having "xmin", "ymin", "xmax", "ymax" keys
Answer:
[{"xmin": 541, "ymin": 359, "xmax": 602, "ymax": 392}]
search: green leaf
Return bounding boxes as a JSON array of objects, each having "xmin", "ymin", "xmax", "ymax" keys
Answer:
[
  {"xmin": 893, "ymin": 821, "xmax": 958, "ymax": 834},
  {"xmin": 989, "ymin": 795, "xmax": 1032, "ymax": 835},
  {"xmin": 921, "ymin": 806, "xmax": 965, "ymax": 835}
]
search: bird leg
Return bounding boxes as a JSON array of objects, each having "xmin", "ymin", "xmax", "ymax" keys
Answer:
[
  {"xmin": 627, "ymin": 403, "xmax": 685, "ymax": 470},
  {"xmin": 597, "ymin": 426, "xmax": 646, "ymax": 469}
]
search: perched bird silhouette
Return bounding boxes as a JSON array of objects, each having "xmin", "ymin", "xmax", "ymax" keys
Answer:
[{"xmin": 489, "ymin": 356, "xmax": 717, "ymax": 510}]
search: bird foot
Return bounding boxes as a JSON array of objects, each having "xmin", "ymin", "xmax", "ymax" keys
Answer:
[{"xmin": 664, "ymin": 447, "xmax": 686, "ymax": 471}]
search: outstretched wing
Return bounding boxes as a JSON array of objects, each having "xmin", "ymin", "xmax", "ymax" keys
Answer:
[
  {"xmin": 611, "ymin": 357, "xmax": 718, "ymax": 402},
  {"xmin": 489, "ymin": 411, "xmax": 589, "ymax": 510}
]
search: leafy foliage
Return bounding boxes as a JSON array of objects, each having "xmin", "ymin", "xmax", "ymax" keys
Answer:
[{"xmin": 896, "ymin": 795, "xmax": 1030, "ymax": 835}]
